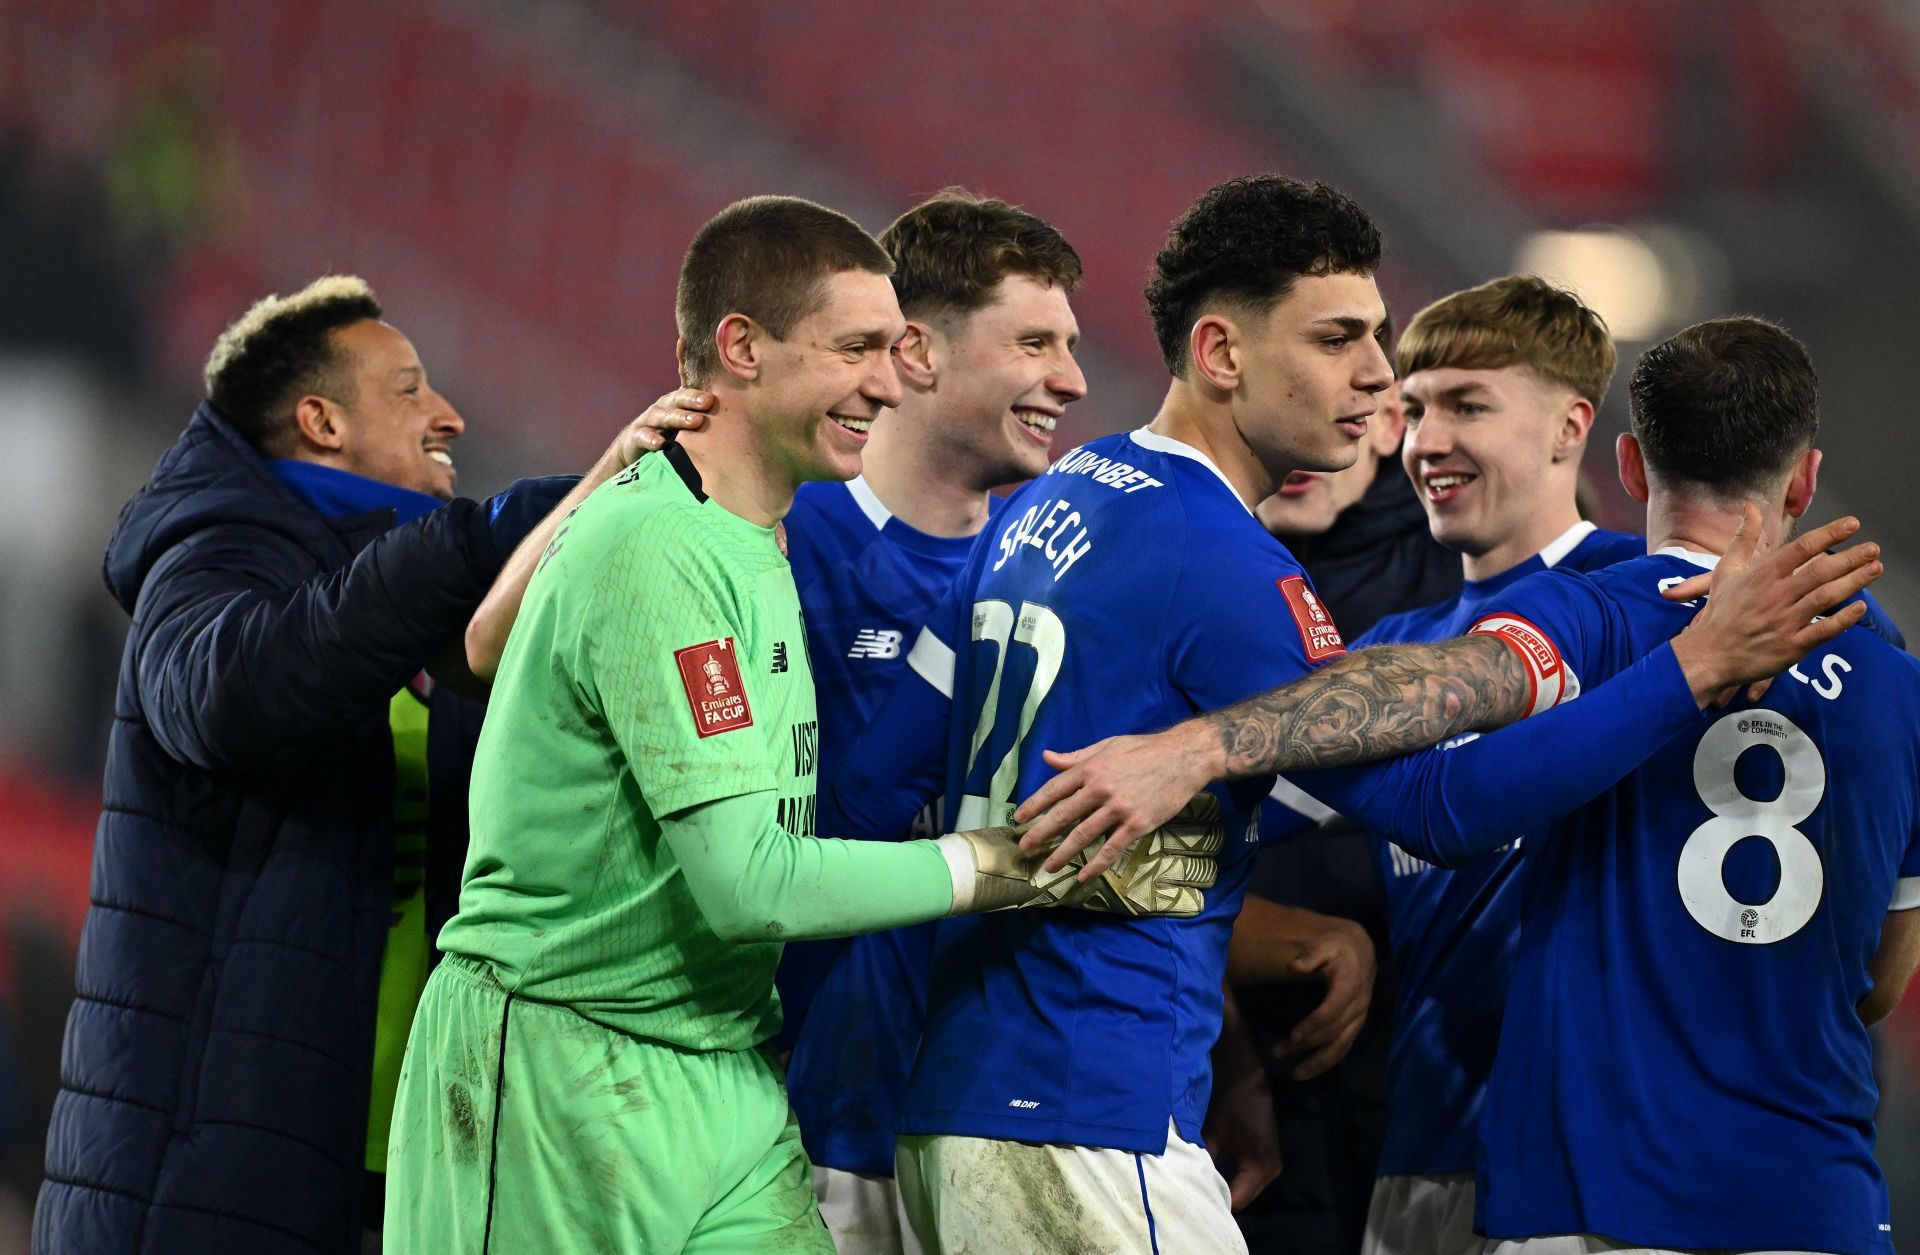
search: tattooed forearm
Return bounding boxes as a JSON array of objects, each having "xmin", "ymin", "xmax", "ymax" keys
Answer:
[{"xmin": 1204, "ymin": 634, "xmax": 1532, "ymax": 778}]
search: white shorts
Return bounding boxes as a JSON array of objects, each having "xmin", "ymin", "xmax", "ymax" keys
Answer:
[
  {"xmin": 812, "ymin": 1165, "xmax": 919, "ymax": 1255},
  {"xmin": 1486, "ymin": 1235, "xmax": 1836, "ymax": 1255},
  {"xmin": 894, "ymin": 1119, "xmax": 1246, "ymax": 1254},
  {"xmin": 1363, "ymin": 1173, "xmax": 1478, "ymax": 1255}
]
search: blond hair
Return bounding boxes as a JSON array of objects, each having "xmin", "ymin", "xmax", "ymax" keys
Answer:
[
  {"xmin": 1397, "ymin": 275, "xmax": 1615, "ymax": 407},
  {"xmin": 203, "ymin": 275, "xmax": 383, "ymax": 454}
]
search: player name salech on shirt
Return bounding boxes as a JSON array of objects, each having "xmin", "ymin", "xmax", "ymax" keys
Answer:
[
  {"xmin": 899, "ymin": 427, "xmax": 1345, "ymax": 1156},
  {"xmin": 992, "ymin": 495, "xmax": 1093, "ymax": 581}
]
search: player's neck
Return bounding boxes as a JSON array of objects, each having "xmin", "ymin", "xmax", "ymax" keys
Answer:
[
  {"xmin": 1462, "ymin": 498, "xmax": 1586, "ymax": 582},
  {"xmin": 1647, "ymin": 489, "xmax": 1787, "ymax": 560},
  {"xmin": 859, "ymin": 409, "xmax": 999, "ymax": 538},
  {"xmin": 1148, "ymin": 382, "xmax": 1279, "ymax": 510},
  {"xmin": 675, "ymin": 418, "xmax": 798, "ymax": 530}
]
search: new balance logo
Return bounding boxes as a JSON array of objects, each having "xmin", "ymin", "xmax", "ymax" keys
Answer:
[
  {"xmin": 771, "ymin": 643, "xmax": 789, "ymax": 673},
  {"xmin": 847, "ymin": 628, "xmax": 903, "ymax": 660}
]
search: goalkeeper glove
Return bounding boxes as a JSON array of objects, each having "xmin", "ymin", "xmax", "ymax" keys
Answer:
[{"xmin": 939, "ymin": 792, "xmax": 1224, "ymax": 918}]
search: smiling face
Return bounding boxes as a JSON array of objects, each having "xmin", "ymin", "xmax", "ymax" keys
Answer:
[
  {"xmin": 1399, "ymin": 363, "xmax": 1583, "ymax": 562},
  {"xmin": 327, "ymin": 319, "xmax": 465, "ymax": 500},
  {"xmin": 1231, "ymin": 271, "xmax": 1394, "ymax": 481},
  {"xmin": 929, "ymin": 274, "xmax": 1088, "ymax": 484},
  {"xmin": 752, "ymin": 268, "xmax": 907, "ymax": 486}
]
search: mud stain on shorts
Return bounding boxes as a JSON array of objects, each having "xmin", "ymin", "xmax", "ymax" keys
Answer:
[
  {"xmin": 445, "ymin": 1082, "xmax": 480, "ymax": 1164},
  {"xmin": 937, "ymin": 1139, "xmax": 1108, "ymax": 1254}
]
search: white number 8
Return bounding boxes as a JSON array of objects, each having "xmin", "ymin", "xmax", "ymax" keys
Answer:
[{"xmin": 1676, "ymin": 710, "xmax": 1826, "ymax": 945}]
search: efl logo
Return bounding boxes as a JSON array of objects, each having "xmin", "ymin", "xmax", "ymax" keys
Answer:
[
  {"xmin": 848, "ymin": 628, "xmax": 904, "ymax": 660},
  {"xmin": 674, "ymin": 638, "xmax": 753, "ymax": 737},
  {"xmin": 1276, "ymin": 576, "xmax": 1346, "ymax": 662}
]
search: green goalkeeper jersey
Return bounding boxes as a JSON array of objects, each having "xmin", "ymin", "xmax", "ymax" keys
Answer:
[{"xmin": 443, "ymin": 445, "xmax": 830, "ymax": 1051}]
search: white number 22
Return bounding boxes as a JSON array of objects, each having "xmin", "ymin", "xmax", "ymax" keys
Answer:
[
  {"xmin": 955, "ymin": 600, "xmax": 1066, "ymax": 830},
  {"xmin": 1676, "ymin": 710, "xmax": 1826, "ymax": 945}
]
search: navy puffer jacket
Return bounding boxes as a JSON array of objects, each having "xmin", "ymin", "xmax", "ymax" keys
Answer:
[{"xmin": 35, "ymin": 404, "xmax": 568, "ymax": 1253}]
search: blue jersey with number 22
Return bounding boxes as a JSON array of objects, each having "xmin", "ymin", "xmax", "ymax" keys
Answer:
[{"xmin": 898, "ymin": 428, "xmax": 1345, "ymax": 1154}]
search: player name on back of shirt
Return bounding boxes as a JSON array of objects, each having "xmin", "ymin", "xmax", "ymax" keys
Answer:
[
  {"xmin": 990, "ymin": 443, "xmax": 1174, "ymax": 584},
  {"xmin": 903, "ymin": 428, "xmax": 1335, "ymax": 1158}
]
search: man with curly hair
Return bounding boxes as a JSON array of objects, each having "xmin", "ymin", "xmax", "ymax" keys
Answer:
[
  {"xmin": 819, "ymin": 174, "xmax": 1398, "ymax": 1253},
  {"xmin": 831, "ymin": 174, "xmax": 1874, "ymax": 1253}
]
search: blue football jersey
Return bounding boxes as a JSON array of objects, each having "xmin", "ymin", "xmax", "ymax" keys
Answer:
[
  {"xmin": 1360, "ymin": 522, "xmax": 1644, "ymax": 1179},
  {"xmin": 779, "ymin": 477, "xmax": 1002, "ymax": 1175},
  {"xmin": 899, "ymin": 428, "xmax": 1349, "ymax": 1153},
  {"xmin": 1464, "ymin": 548, "xmax": 1920, "ymax": 1253}
]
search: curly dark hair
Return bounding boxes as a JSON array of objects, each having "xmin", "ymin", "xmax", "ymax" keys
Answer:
[
  {"xmin": 203, "ymin": 276, "xmax": 383, "ymax": 456},
  {"xmin": 881, "ymin": 188, "xmax": 1082, "ymax": 322},
  {"xmin": 1146, "ymin": 176, "xmax": 1382, "ymax": 377},
  {"xmin": 1630, "ymin": 316, "xmax": 1819, "ymax": 498}
]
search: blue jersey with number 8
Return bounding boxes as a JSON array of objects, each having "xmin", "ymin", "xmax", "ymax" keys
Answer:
[
  {"xmin": 898, "ymin": 428, "xmax": 1340, "ymax": 1153},
  {"xmin": 1466, "ymin": 548, "xmax": 1920, "ymax": 1254}
]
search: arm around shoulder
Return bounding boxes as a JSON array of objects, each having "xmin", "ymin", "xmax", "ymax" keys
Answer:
[{"xmin": 133, "ymin": 500, "xmax": 506, "ymax": 772}]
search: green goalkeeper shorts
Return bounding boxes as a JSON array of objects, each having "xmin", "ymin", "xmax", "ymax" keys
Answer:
[{"xmin": 383, "ymin": 956, "xmax": 832, "ymax": 1253}]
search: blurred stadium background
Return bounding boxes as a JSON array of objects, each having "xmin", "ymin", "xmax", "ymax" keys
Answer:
[{"xmin": 3, "ymin": 0, "xmax": 1920, "ymax": 1247}]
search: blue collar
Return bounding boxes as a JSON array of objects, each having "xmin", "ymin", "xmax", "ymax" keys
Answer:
[{"xmin": 266, "ymin": 459, "xmax": 445, "ymax": 525}]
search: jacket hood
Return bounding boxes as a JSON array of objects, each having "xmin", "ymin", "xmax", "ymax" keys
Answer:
[{"xmin": 103, "ymin": 403, "xmax": 340, "ymax": 614}]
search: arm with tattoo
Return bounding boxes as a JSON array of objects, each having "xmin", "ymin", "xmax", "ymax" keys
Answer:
[
  {"xmin": 1206, "ymin": 633, "xmax": 1528, "ymax": 779},
  {"xmin": 1015, "ymin": 511, "xmax": 1879, "ymax": 879}
]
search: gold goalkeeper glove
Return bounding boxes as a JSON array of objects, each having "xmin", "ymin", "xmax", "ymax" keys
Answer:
[{"xmin": 940, "ymin": 792, "xmax": 1224, "ymax": 919}]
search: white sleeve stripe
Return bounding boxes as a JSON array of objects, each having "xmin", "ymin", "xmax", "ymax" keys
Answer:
[
  {"xmin": 907, "ymin": 628, "xmax": 956, "ymax": 698},
  {"xmin": 1891, "ymin": 876, "xmax": 1920, "ymax": 911},
  {"xmin": 1269, "ymin": 774, "xmax": 1339, "ymax": 824}
]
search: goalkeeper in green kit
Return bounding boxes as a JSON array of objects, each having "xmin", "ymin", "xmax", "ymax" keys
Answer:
[{"xmin": 382, "ymin": 196, "xmax": 1222, "ymax": 1253}]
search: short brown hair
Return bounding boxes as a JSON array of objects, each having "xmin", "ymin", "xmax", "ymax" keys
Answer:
[
  {"xmin": 1397, "ymin": 275, "xmax": 1616, "ymax": 408},
  {"xmin": 880, "ymin": 188, "xmax": 1082, "ymax": 323},
  {"xmin": 1630, "ymin": 316, "xmax": 1818, "ymax": 498},
  {"xmin": 676, "ymin": 196, "xmax": 894, "ymax": 387},
  {"xmin": 203, "ymin": 275, "xmax": 383, "ymax": 456}
]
